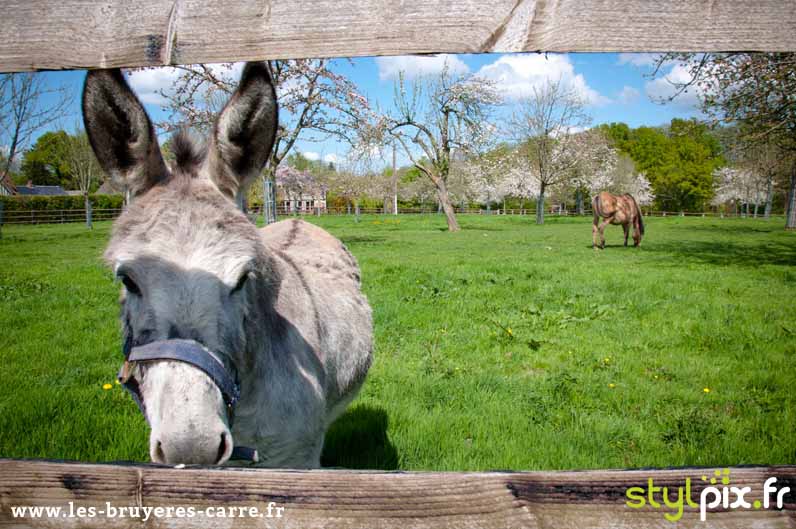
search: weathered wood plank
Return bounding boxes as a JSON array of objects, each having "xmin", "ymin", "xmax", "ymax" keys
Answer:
[
  {"xmin": 0, "ymin": 460, "xmax": 794, "ymax": 528},
  {"xmin": 1, "ymin": 0, "xmax": 795, "ymax": 73}
]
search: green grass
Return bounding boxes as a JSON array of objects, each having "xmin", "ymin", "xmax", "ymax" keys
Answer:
[{"xmin": 1, "ymin": 215, "xmax": 795, "ymax": 471}]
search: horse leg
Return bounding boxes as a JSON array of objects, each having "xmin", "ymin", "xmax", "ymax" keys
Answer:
[
  {"xmin": 592, "ymin": 215, "xmax": 600, "ymax": 248},
  {"xmin": 623, "ymin": 223, "xmax": 629, "ymax": 246},
  {"xmin": 633, "ymin": 218, "xmax": 641, "ymax": 247},
  {"xmin": 598, "ymin": 217, "xmax": 611, "ymax": 249}
]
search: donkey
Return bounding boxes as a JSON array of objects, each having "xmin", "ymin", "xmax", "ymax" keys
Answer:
[
  {"xmin": 83, "ymin": 63, "xmax": 372, "ymax": 467},
  {"xmin": 592, "ymin": 191, "xmax": 645, "ymax": 248}
]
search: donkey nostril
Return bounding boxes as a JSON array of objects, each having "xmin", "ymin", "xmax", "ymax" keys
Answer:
[
  {"xmin": 215, "ymin": 432, "xmax": 231, "ymax": 465},
  {"xmin": 153, "ymin": 440, "xmax": 166, "ymax": 464}
]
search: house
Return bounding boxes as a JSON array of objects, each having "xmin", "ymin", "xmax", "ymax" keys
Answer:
[
  {"xmin": 279, "ymin": 190, "xmax": 327, "ymax": 213},
  {"xmin": 14, "ymin": 181, "xmax": 68, "ymax": 196}
]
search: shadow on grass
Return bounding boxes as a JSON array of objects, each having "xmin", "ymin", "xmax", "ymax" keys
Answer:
[
  {"xmin": 648, "ymin": 240, "xmax": 796, "ymax": 267},
  {"xmin": 321, "ymin": 405, "xmax": 399, "ymax": 470}
]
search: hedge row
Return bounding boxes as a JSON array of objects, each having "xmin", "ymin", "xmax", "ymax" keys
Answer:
[{"xmin": 0, "ymin": 194, "xmax": 124, "ymax": 212}]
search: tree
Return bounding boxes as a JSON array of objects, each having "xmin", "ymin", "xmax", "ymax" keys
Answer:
[
  {"xmin": 650, "ymin": 53, "xmax": 796, "ymax": 228},
  {"xmin": 373, "ymin": 65, "xmax": 500, "ymax": 231},
  {"xmin": 66, "ymin": 130, "xmax": 103, "ymax": 227},
  {"xmin": 141, "ymin": 60, "xmax": 368, "ymax": 202},
  {"xmin": 19, "ymin": 131, "xmax": 73, "ymax": 187},
  {"xmin": 565, "ymin": 129, "xmax": 617, "ymax": 214},
  {"xmin": 599, "ymin": 120, "xmax": 722, "ymax": 211},
  {"xmin": 456, "ymin": 126, "xmax": 511, "ymax": 212},
  {"xmin": 508, "ymin": 78, "xmax": 591, "ymax": 224},
  {"xmin": 0, "ymin": 73, "xmax": 70, "ymax": 186}
]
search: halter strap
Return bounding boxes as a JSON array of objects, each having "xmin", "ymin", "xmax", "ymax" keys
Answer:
[
  {"xmin": 117, "ymin": 339, "xmax": 257, "ymax": 463},
  {"xmin": 121, "ymin": 339, "xmax": 240, "ymax": 408}
]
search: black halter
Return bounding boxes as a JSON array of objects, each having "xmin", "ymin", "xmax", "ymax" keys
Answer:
[{"xmin": 118, "ymin": 338, "xmax": 257, "ymax": 463}]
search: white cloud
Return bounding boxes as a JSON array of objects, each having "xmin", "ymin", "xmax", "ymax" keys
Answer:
[
  {"xmin": 375, "ymin": 54, "xmax": 469, "ymax": 81},
  {"xmin": 617, "ymin": 53, "xmax": 660, "ymax": 67},
  {"xmin": 323, "ymin": 153, "xmax": 338, "ymax": 164},
  {"xmin": 125, "ymin": 62, "xmax": 244, "ymax": 106},
  {"xmin": 617, "ymin": 85, "xmax": 640, "ymax": 104},
  {"xmin": 475, "ymin": 54, "xmax": 610, "ymax": 106},
  {"xmin": 126, "ymin": 68, "xmax": 181, "ymax": 105},
  {"xmin": 301, "ymin": 151, "xmax": 320, "ymax": 161},
  {"xmin": 644, "ymin": 62, "xmax": 702, "ymax": 109}
]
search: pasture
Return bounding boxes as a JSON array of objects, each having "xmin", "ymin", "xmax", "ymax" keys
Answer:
[{"xmin": 0, "ymin": 214, "xmax": 794, "ymax": 471}]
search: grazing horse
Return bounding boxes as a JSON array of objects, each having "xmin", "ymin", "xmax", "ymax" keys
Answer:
[
  {"xmin": 83, "ymin": 63, "xmax": 372, "ymax": 467},
  {"xmin": 592, "ymin": 191, "xmax": 645, "ymax": 248}
]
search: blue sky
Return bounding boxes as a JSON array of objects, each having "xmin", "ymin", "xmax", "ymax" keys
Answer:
[{"xmin": 29, "ymin": 52, "xmax": 699, "ymax": 166}]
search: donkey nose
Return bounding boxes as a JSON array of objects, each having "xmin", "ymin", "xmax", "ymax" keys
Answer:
[{"xmin": 150, "ymin": 430, "xmax": 233, "ymax": 465}]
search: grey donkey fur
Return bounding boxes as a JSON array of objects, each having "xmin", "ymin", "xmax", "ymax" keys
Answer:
[{"xmin": 83, "ymin": 63, "xmax": 372, "ymax": 467}]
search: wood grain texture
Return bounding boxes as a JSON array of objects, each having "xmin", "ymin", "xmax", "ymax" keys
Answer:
[
  {"xmin": 0, "ymin": 0, "xmax": 795, "ymax": 73},
  {"xmin": 0, "ymin": 460, "xmax": 794, "ymax": 528}
]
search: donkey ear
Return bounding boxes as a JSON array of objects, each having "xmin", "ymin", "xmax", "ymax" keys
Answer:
[
  {"xmin": 206, "ymin": 62, "xmax": 278, "ymax": 201},
  {"xmin": 82, "ymin": 69, "xmax": 167, "ymax": 198}
]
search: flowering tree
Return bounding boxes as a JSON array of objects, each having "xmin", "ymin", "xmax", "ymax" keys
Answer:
[
  {"xmin": 712, "ymin": 166, "xmax": 769, "ymax": 216},
  {"xmin": 456, "ymin": 125, "xmax": 511, "ymax": 211},
  {"xmin": 275, "ymin": 165, "xmax": 317, "ymax": 213},
  {"xmin": 369, "ymin": 64, "xmax": 501, "ymax": 231},
  {"xmin": 501, "ymin": 165, "xmax": 540, "ymax": 211},
  {"xmin": 563, "ymin": 129, "xmax": 618, "ymax": 214},
  {"xmin": 139, "ymin": 60, "xmax": 369, "ymax": 186}
]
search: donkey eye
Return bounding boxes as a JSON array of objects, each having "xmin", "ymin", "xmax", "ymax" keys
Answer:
[
  {"xmin": 120, "ymin": 275, "xmax": 141, "ymax": 296},
  {"xmin": 231, "ymin": 272, "xmax": 250, "ymax": 294}
]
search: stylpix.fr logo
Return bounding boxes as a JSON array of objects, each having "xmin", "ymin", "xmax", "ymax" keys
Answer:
[{"xmin": 625, "ymin": 469, "xmax": 791, "ymax": 522}]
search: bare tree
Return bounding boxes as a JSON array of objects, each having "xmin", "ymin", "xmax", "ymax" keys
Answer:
[
  {"xmin": 65, "ymin": 129, "xmax": 103, "ymax": 228},
  {"xmin": 508, "ymin": 79, "xmax": 591, "ymax": 224},
  {"xmin": 373, "ymin": 65, "xmax": 500, "ymax": 231},
  {"xmin": 0, "ymin": 73, "xmax": 71, "ymax": 185}
]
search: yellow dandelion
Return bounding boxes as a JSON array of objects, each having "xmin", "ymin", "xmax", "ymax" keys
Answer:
[
  {"xmin": 102, "ymin": 383, "xmax": 113, "ymax": 390},
  {"xmin": 604, "ymin": 357, "xmax": 611, "ymax": 363},
  {"xmin": 653, "ymin": 375, "xmax": 659, "ymax": 379},
  {"xmin": 703, "ymin": 387, "xmax": 711, "ymax": 393},
  {"xmin": 115, "ymin": 379, "xmax": 121, "ymax": 385},
  {"xmin": 608, "ymin": 383, "xmax": 616, "ymax": 389},
  {"xmin": 506, "ymin": 328, "xmax": 513, "ymax": 336}
]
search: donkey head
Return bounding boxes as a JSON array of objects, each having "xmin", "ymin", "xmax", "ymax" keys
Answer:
[{"xmin": 83, "ymin": 63, "xmax": 277, "ymax": 465}]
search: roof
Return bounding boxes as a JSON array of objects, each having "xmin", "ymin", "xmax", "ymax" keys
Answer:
[{"xmin": 15, "ymin": 185, "xmax": 68, "ymax": 196}]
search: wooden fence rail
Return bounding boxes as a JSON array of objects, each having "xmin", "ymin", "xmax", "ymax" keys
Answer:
[
  {"xmin": 1, "ymin": 0, "xmax": 796, "ymax": 73},
  {"xmin": 0, "ymin": 460, "xmax": 793, "ymax": 528}
]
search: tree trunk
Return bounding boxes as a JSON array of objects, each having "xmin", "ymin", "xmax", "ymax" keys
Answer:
[
  {"xmin": 764, "ymin": 175, "xmax": 774, "ymax": 219},
  {"xmin": 576, "ymin": 189, "xmax": 584, "ymax": 215},
  {"xmin": 753, "ymin": 201, "xmax": 759, "ymax": 218},
  {"xmin": 536, "ymin": 184, "xmax": 546, "ymax": 225},
  {"xmin": 429, "ymin": 174, "xmax": 459, "ymax": 232},
  {"xmin": 84, "ymin": 194, "xmax": 93, "ymax": 230},
  {"xmin": 392, "ymin": 142, "xmax": 398, "ymax": 215},
  {"xmin": 786, "ymin": 162, "xmax": 796, "ymax": 230}
]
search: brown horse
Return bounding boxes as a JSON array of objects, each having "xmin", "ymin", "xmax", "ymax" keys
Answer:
[{"xmin": 592, "ymin": 192, "xmax": 645, "ymax": 248}]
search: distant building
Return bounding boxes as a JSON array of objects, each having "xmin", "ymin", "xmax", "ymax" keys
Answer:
[
  {"xmin": 278, "ymin": 188, "xmax": 327, "ymax": 213},
  {"xmin": 14, "ymin": 181, "xmax": 68, "ymax": 196}
]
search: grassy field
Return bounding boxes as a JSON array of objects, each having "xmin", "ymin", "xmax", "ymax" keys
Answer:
[{"xmin": 1, "ymin": 214, "xmax": 794, "ymax": 471}]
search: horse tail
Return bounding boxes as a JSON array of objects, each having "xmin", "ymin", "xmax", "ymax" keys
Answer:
[{"xmin": 628, "ymin": 194, "xmax": 644, "ymax": 235}]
